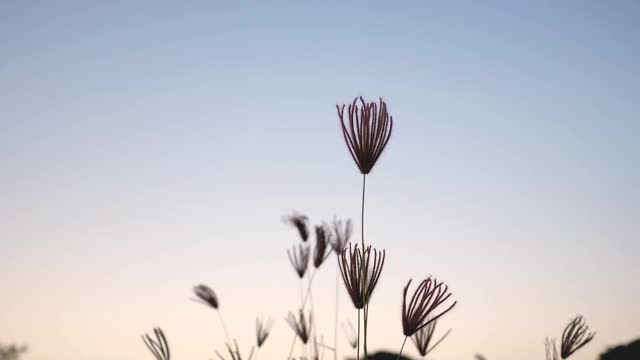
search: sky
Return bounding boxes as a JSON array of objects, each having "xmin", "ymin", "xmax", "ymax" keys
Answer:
[{"xmin": 1, "ymin": 1, "xmax": 639, "ymax": 360}]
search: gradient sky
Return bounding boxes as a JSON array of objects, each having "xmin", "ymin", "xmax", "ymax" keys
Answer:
[{"xmin": 1, "ymin": 1, "xmax": 639, "ymax": 360}]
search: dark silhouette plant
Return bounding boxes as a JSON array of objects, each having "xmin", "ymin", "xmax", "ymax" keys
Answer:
[
  {"xmin": 545, "ymin": 315, "xmax": 595, "ymax": 360},
  {"xmin": 398, "ymin": 278, "xmax": 457, "ymax": 359},
  {"xmin": 141, "ymin": 327, "xmax": 170, "ymax": 360},
  {"xmin": 133, "ymin": 97, "xmax": 609, "ymax": 360},
  {"xmin": 286, "ymin": 310, "xmax": 313, "ymax": 359},
  {"xmin": 313, "ymin": 225, "xmax": 332, "ymax": 269},
  {"xmin": 560, "ymin": 315, "xmax": 595, "ymax": 358},
  {"xmin": 282, "ymin": 212, "xmax": 310, "ymax": 242},
  {"xmin": 337, "ymin": 96, "xmax": 393, "ymax": 360},
  {"xmin": 288, "ymin": 243, "xmax": 311, "ymax": 280},
  {"xmin": 255, "ymin": 316, "xmax": 273, "ymax": 348}
]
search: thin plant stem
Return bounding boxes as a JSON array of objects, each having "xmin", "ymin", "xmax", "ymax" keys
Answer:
[
  {"xmin": 286, "ymin": 336, "xmax": 297, "ymax": 360},
  {"xmin": 304, "ymin": 338, "xmax": 308, "ymax": 360},
  {"xmin": 285, "ymin": 269, "xmax": 318, "ymax": 360},
  {"xmin": 357, "ymin": 309, "xmax": 361, "ymax": 360},
  {"xmin": 397, "ymin": 336, "xmax": 408, "ymax": 360},
  {"xmin": 299, "ymin": 278, "xmax": 305, "ymax": 360},
  {"xmin": 334, "ymin": 261, "xmax": 339, "ymax": 360},
  {"xmin": 361, "ymin": 174, "xmax": 366, "ymax": 250},
  {"xmin": 360, "ymin": 174, "xmax": 368, "ymax": 359},
  {"xmin": 310, "ymin": 276, "xmax": 318, "ymax": 359},
  {"xmin": 217, "ymin": 311, "xmax": 231, "ymax": 345},
  {"xmin": 364, "ymin": 303, "xmax": 369, "ymax": 360},
  {"xmin": 300, "ymin": 268, "xmax": 317, "ymax": 310},
  {"xmin": 318, "ymin": 341, "xmax": 336, "ymax": 351}
]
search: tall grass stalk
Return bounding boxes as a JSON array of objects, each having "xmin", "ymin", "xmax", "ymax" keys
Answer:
[
  {"xmin": 217, "ymin": 311, "xmax": 232, "ymax": 345},
  {"xmin": 360, "ymin": 174, "xmax": 368, "ymax": 360},
  {"xmin": 334, "ymin": 262, "xmax": 340, "ymax": 360},
  {"xmin": 397, "ymin": 336, "xmax": 408, "ymax": 360},
  {"xmin": 309, "ymin": 275, "xmax": 318, "ymax": 359}
]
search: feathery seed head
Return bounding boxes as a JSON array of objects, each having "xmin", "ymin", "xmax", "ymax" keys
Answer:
[
  {"xmin": 193, "ymin": 284, "xmax": 219, "ymax": 309},
  {"xmin": 313, "ymin": 225, "xmax": 332, "ymax": 268},
  {"xmin": 287, "ymin": 244, "xmax": 310, "ymax": 279},
  {"xmin": 141, "ymin": 327, "xmax": 170, "ymax": 360},
  {"xmin": 560, "ymin": 315, "xmax": 595, "ymax": 358},
  {"xmin": 282, "ymin": 212, "xmax": 310, "ymax": 242},
  {"xmin": 337, "ymin": 96, "xmax": 393, "ymax": 175},
  {"xmin": 255, "ymin": 317, "xmax": 274, "ymax": 348},
  {"xmin": 402, "ymin": 277, "xmax": 457, "ymax": 337},
  {"xmin": 286, "ymin": 310, "xmax": 312, "ymax": 344},
  {"xmin": 338, "ymin": 244, "xmax": 386, "ymax": 309},
  {"xmin": 330, "ymin": 217, "xmax": 353, "ymax": 256}
]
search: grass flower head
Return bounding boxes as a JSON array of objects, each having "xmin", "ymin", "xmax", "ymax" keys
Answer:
[
  {"xmin": 402, "ymin": 277, "xmax": 457, "ymax": 337},
  {"xmin": 560, "ymin": 315, "xmax": 595, "ymax": 359},
  {"xmin": 337, "ymin": 96, "xmax": 393, "ymax": 175},
  {"xmin": 287, "ymin": 243, "xmax": 310, "ymax": 279},
  {"xmin": 141, "ymin": 327, "xmax": 170, "ymax": 360},
  {"xmin": 338, "ymin": 244, "xmax": 386, "ymax": 309},
  {"xmin": 193, "ymin": 284, "xmax": 219, "ymax": 309},
  {"xmin": 286, "ymin": 310, "xmax": 312, "ymax": 344}
]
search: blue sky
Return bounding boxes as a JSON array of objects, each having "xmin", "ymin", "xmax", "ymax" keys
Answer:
[{"xmin": 1, "ymin": 2, "xmax": 639, "ymax": 360}]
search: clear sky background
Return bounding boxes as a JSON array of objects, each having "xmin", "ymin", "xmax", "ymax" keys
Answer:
[{"xmin": 1, "ymin": 1, "xmax": 639, "ymax": 360}]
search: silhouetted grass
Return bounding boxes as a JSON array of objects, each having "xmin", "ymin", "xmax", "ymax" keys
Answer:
[{"xmin": 138, "ymin": 96, "xmax": 598, "ymax": 360}]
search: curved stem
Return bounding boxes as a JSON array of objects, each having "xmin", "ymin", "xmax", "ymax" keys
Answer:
[
  {"xmin": 397, "ymin": 336, "xmax": 408, "ymax": 360},
  {"xmin": 217, "ymin": 311, "xmax": 232, "ymax": 345}
]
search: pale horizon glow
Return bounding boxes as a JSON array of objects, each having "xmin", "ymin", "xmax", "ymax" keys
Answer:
[{"xmin": 1, "ymin": 2, "xmax": 639, "ymax": 360}]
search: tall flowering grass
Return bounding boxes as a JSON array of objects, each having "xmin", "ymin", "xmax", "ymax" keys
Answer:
[{"xmin": 139, "ymin": 97, "xmax": 596, "ymax": 360}]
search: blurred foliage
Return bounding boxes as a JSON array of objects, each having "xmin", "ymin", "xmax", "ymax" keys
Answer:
[
  {"xmin": 0, "ymin": 342, "xmax": 28, "ymax": 360},
  {"xmin": 347, "ymin": 351, "xmax": 413, "ymax": 360},
  {"xmin": 600, "ymin": 339, "xmax": 640, "ymax": 360}
]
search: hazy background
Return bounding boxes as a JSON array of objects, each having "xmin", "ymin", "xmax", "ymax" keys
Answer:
[{"xmin": 1, "ymin": 1, "xmax": 638, "ymax": 359}]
